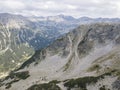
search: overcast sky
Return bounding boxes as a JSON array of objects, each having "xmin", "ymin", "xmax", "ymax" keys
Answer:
[{"xmin": 0, "ymin": 0, "xmax": 120, "ymax": 18}]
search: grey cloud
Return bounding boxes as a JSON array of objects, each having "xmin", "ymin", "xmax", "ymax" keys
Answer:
[{"xmin": 0, "ymin": 0, "xmax": 119, "ymax": 17}]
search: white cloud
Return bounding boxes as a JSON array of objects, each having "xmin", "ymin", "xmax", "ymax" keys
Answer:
[
  {"xmin": 0, "ymin": 0, "xmax": 119, "ymax": 18},
  {"xmin": 0, "ymin": 0, "xmax": 25, "ymax": 10},
  {"xmin": 67, "ymin": 5, "xmax": 78, "ymax": 10}
]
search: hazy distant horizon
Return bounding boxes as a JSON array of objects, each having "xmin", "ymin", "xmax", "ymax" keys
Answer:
[{"xmin": 1, "ymin": 12, "xmax": 120, "ymax": 19}]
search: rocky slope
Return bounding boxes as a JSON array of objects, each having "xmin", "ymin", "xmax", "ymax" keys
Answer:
[{"xmin": 0, "ymin": 23, "xmax": 120, "ymax": 90}]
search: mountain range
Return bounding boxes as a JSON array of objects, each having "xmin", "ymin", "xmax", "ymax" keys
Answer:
[
  {"xmin": 0, "ymin": 13, "xmax": 120, "ymax": 90},
  {"xmin": 0, "ymin": 22, "xmax": 120, "ymax": 90}
]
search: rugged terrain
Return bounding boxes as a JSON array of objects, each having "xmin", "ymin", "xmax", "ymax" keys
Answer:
[
  {"xmin": 0, "ymin": 13, "xmax": 80, "ymax": 77},
  {"xmin": 1, "ymin": 13, "xmax": 120, "ymax": 78},
  {"xmin": 0, "ymin": 23, "xmax": 120, "ymax": 90}
]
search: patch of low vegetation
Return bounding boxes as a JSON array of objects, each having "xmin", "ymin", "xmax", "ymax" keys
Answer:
[
  {"xmin": 115, "ymin": 70, "xmax": 120, "ymax": 77},
  {"xmin": 99, "ymin": 85, "xmax": 110, "ymax": 90},
  {"xmin": 99, "ymin": 86, "xmax": 105, "ymax": 90},
  {"xmin": 49, "ymin": 80, "xmax": 61, "ymax": 84},
  {"xmin": 5, "ymin": 79, "xmax": 19, "ymax": 89},
  {"xmin": 87, "ymin": 64, "xmax": 101, "ymax": 72},
  {"xmin": 0, "ymin": 80, "xmax": 4, "ymax": 87},
  {"xmin": 4, "ymin": 71, "xmax": 30, "ymax": 89},
  {"xmin": 17, "ymin": 49, "xmax": 44, "ymax": 70},
  {"xmin": 8, "ymin": 71, "xmax": 30, "ymax": 80},
  {"xmin": 64, "ymin": 70, "xmax": 116, "ymax": 90},
  {"xmin": 64, "ymin": 77, "xmax": 98, "ymax": 90},
  {"xmin": 0, "ymin": 44, "xmax": 34, "ymax": 74},
  {"xmin": 27, "ymin": 80, "xmax": 61, "ymax": 90}
]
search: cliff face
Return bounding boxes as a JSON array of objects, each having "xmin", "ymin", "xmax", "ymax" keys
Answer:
[{"xmin": 0, "ymin": 23, "xmax": 120, "ymax": 90}]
